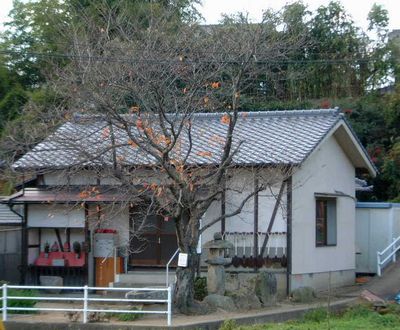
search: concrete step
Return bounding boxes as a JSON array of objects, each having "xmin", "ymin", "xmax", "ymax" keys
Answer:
[
  {"xmin": 115, "ymin": 271, "xmax": 176, "ymax": 286},
  {"xmin": 106, "ymin": 282, "xmax": 172, "ymax": 302}
]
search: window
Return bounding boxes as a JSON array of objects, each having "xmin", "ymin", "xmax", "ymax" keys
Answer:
[{"xmin": 315, "ymin": 197, "xmax": 337, "ymax": 246}]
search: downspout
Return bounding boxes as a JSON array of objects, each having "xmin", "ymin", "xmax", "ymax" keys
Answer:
[{"xmin": 286, "ymin": 175, "xmax": 292, "ymax": 296}]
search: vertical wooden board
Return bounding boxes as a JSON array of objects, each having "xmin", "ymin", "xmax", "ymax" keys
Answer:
[{"xmin": 95, "ymin": 257, "xmax": 123, "ymax": 287}]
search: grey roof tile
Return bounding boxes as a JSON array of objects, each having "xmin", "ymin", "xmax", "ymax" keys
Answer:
[{"xmin": 13, "ymin": 109, "xmax": 344, "ymax": 170}]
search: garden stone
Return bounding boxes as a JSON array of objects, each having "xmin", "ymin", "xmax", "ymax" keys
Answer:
[
  {"xmin": 203, "ymin": 294, "xmax": 237, "ymax": 312},
  {"xmin": 40, "ymin": 275, "xmax": 63, "ymax": 293},
  {"xmin": 255, "ymin": 271, "xmax": 277, "ymax": 306},
  {"xmin": 291, "ymin": 287, "xmax": 316, "ymax": 303},
  {"xmin": 229, "ymin": 291, "xmax": 262, "ymax": 310}
]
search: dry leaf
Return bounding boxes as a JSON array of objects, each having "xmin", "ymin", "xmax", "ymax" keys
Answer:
[{"xmin": 221, "ymin": 114, "xmax": 230, "ymax": 125}]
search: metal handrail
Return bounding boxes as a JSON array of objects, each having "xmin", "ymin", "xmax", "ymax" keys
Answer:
[
  {"xmin": 377, "ymin": 236, "xmax": 400, "ymax": 276},
  {"xmin": 166, "ymin": 248, "xmax": 179, "ymax": 287},
  {"xmin": 1, "ymin": 283, "xmax": 172, "ymax": 326}
]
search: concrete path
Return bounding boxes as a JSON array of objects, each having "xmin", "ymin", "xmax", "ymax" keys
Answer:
[
  {"xmin": 366, "ymin": 259, "xmax": 400, "ymax": 300},
  {"xmin": 4, "ymin": 297, "xmax": 356, "ymax": 330}
]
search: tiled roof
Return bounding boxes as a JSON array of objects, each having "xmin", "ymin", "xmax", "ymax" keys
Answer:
[{"xmin": 13, "ymin": 109, "xmax": 346, "ymax": 170}]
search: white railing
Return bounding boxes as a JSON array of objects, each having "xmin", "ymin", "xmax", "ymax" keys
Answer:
[
  {"xmin": 166, "ymin": 248, "xmax": 179, "ymax": 287},
  {"xmin": 1, "ymin": 284, "xmax": 172, "ymax": 326},
  {"xmin": 377, "ymin": 236, "xmax": 400, "ymax": 276}
]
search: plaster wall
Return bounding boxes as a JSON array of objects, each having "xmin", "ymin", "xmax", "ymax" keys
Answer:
[
  {"xmin": 291, "ymin": 134, "xmax": 356, "ymax": 279},
  {"xmin": 201, "ymin": 168, "xmax": 288, "ymax": 256}
]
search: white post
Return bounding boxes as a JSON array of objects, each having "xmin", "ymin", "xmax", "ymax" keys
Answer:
[
  {"xmin": 83, "ymin": 285, "xmax": 88, "ymax": 324},
  {"xmin": 393, "ymin": 237, "xmax": 397, "ymax": 263},
  {"xmin": 2, "ymin": 283, "xmax": 7, "ymax": 322},
  {"xmin": 377, "ymin": 252, "xmax": 381, "ymax": 277},
  {"xmin": 167, "ymin": 286, "xmax": 172, "ymax": 326}
]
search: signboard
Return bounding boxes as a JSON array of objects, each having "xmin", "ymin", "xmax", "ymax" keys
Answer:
[{"xmin": 177, "ymin": 253, "xmax": 188, "ymax": 267}]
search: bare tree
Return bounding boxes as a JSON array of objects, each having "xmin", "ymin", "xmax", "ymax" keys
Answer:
[{"xmin": 6, "ymin": 2, "xmax": 304, "ymax": 312}]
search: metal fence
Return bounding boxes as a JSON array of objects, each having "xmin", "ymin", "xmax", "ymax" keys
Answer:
[
  {"xmin": 0, "ymin": 228, "xmax": 21, "ymax": 283},
  {"xmin": 377, "ymin": 236, "xmax": 400, "ymax": 276},
  {"xmin": 1, "ymin": 284, "xmax": 172, "ymax": 326}
]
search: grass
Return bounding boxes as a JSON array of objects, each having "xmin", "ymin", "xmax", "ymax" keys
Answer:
[{"xmin": 219, "ymin": 304, "xmax": 400, "ymax": 330}]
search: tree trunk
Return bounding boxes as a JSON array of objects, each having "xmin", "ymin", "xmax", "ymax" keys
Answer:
[{"xmin": 173, "ymin": 246, "xmax": 199, "ymax": 314}]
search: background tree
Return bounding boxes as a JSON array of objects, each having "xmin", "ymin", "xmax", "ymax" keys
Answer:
[{"xmin": 6, "ymin": 1, "xmax": 303, "ymax": 312}]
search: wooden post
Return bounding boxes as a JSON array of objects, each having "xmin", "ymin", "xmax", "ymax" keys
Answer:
[
  {"xmin": 221, "ymin": 175, "xmax": 226, "ymax": 235},
  {"xmin": 21, "ymin": 203, "xmax": 28, "ymax": 284},
  {"xmin": 253, "ymin": 174, "xmax": 259, "ymax": 271},
  {"xmin": 286, "ymin": 176, "xmax": 292, "ymax": 296},
  {"xmin": 259, "ymin": 181, "xmax": 286, "ymax": 258}
]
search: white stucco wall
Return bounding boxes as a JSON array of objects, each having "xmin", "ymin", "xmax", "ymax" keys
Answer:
[
  {"xmin": 28, "ymin": 204, "xmax": 85, "ymax": 228},
  {"xmin": 291, "ymin": 134, "xmax": 356, "ymax": 276},
  {"xmin": 201, "ymin": 168, "xmax": 288, "ymax": 255},
  {"xmin": 87, "ymin": 204, "xmax": 130, "ymax": 248}
]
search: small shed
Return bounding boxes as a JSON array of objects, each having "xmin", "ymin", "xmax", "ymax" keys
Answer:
[{"xmin": 355, "ymin": 202, "xmax": 400, "ymax": 274}]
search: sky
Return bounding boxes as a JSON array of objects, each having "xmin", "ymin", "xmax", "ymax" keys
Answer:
[{"xmin": 0, "ymin": 0, "xmax": 399, "ymax": 32}]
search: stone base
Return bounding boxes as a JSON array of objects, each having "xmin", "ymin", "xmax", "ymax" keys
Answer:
[
  {"xmin": 203, "ymin": 294, "xmax": 236, "ymax": 312},
  {"xmin": 40, "ymin": 276, "xmax": 63, "ymax": 293},
  {"xmin": 290, "ymin": 269, "xmax": 355, "ymax": 292}
]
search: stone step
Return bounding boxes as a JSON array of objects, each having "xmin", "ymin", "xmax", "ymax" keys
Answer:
[
  {"xmin": 105, "ymin": 283, "xmax": 172, "ymax": 302},
  {"xmin": 115, "ymin": 271, "xmax": 176, "ymax": 286}
]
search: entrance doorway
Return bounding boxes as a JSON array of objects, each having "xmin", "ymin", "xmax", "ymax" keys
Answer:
[{"xmin": 129, "ymin": 214, "xmax": 177, "ymax": 267}]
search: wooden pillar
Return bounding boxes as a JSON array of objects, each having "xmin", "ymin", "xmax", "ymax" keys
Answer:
[
  {"xmin": 84, "ymin": 203, "xmax": 90, "ymax": 285},
  {"xmin": 221, "ymin": 178, "xmax": 226, "ymax": 235},
  {"xmin": 286, "ymin": 176, "xmax": 292, "ymax": 296},
  {"xmin": 21, "ymin": 203, "xmax": 28, "ymax": 284},
  {"xmin": 253, "ymin": 174, "xmax": 259, "ymax": 270}
]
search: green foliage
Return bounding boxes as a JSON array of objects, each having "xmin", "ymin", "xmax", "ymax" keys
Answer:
[
  {"xmin": 114, "ymin": 307, "xmax": 143, "ymax": 321},
  {"xmin": 0, "ymin": 285, "xmax": 37, "ymax": 313},
  {"xmin": 303, "ymin": 307, "xmax": 328, "ymax": 322},
  {"xmin": 220, "ymin": 303, "xmax": 400, "ymax": 329},
  {"xmin": 194, "ymin": 276, "xmax": 207, "ymax": 301},
  {"xmin": 219, "ymin": 319, "xmax": 238, "ymax": 330}
]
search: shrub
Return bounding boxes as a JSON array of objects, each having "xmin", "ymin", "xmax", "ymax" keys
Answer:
[
  {"xmin": 194, "ymin": 277, "xmax": 207, "ymax": 301},
  {"xmin": 0, "ymin": 286, "xmax": 37, "ymax": 314},
  {"xmin": 219, "ymin": 319, "xmax": 237, "ymax": 330},
  {"xmin": 114, "ymin": 306, "xmax": 143, "ymax": 321},
  {"xmin": 303, "ymin": 307, "xmax": 328, "ymax": 323}
]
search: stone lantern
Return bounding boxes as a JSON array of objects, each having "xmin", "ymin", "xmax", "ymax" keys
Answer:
[{"xmin": 203, "ymin": 232, "xmax": 233, "ymax": 295}]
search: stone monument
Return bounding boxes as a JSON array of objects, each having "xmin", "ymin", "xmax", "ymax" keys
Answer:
[{"xmin": 203, "ymin": 232, "xmax": 233, "ymax": 295}]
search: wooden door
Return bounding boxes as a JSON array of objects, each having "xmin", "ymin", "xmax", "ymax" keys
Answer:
[{"xmin": 129, "ymin": 214, "xmax": 177, "ymax": 267}]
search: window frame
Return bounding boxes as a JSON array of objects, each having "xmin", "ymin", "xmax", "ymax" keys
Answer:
[{"xmin": 315, "ymin": 196, "xmax": 337, "ymax": 247}]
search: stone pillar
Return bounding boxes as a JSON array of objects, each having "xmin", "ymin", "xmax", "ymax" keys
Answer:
[{"xmin": 203, "ymin": 232, "xmax": 233, "ymax": 296}]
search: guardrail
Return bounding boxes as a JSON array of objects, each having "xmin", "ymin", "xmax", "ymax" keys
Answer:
[
  {"xmin": 1, "ymin": 284, "xmax": 172, "ymax": 326},
  {"xmin": 377, "ymin": 236, "xmax": 400, "ymax": 276},
  {"xmin": 166, "ymin": 248, "xmax": 179, "ymax": 287}
]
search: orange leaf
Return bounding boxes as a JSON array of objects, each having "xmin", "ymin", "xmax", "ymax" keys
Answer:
[
  {"xmin": 221, "ymin": 114, "xmax": 230, "ymax": 125},
  {"xmin": 128, "ymin": 139, "xmax": 138, "ymax": 148},
  {"xmin": 102, "ymin": 127, "xmax": 110, "ymax": 138},
  {"xmin": 130, "ymin": 106, "xmax": 140, "ymax": 113},
  {"xmin": 145, "ymin": 127, "xmax": 154, "ymax": 138},
  {"xmin": 196, "ymin": 151, "xmax": 213, "ymax": 157},
  {"xmin": 211, "ymin": 82, "xmax": 221, "ymax": 89}
]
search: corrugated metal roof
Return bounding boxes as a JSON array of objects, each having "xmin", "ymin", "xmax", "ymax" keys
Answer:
[
  {"xmin": 0, "ymin": 203, "xmax": 21, "ymax": 223},
  {"xmin": 13, "ymin": 109, "xmax": 348, "ymax": 170}
]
